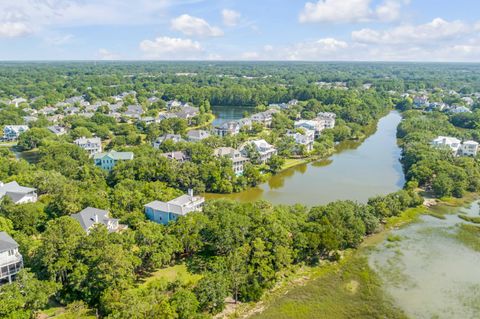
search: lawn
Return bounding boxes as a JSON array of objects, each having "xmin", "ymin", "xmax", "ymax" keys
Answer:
[{"xmin": 139, "ymin": 263, "xmax": 202, "ymax": 288}]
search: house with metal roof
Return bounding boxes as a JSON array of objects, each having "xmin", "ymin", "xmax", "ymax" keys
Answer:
[
  {"xmin": 0, "ymin": 181, "xmax": 37, "ymax": 204},
  {"xmin": 187, "ymin": 129, "xmax": 210, "ymax": 142},
  {"xmin": 144, "ymin": 190, "xmax": 205, "ymax": 225},
  {"xmin": 71, "ymin": 207, "xmax": 125, "ymax": 234},
  {"xmin": 74, "ymin": 137, "xmax": 102, "ymax": 155},
  {"xmin": 214, "ymin": 147, "xmax": 249, "ymax": 175},
  {"xmin": 93, "ymin": 150, "xmax": 134, "ymax": 171},
  {"xmin": 0, "ymin": 232, "xmax": 23, "ymax": 283}
]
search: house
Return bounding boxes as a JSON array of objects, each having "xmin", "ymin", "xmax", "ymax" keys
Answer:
[
  {"xmin": 215, "ymin": 121, "xmax": 241, "ymax": 137},
  {"xmin": 10, "ymin": 97, "xmax": 27, "ymax": 108},
  {"xmin": 431, "ymin": 136, "xmax": 461, "ymax": 154},
  {"xmin": 48, "ymin": 125, "xmax": 67, "ymax": 136},
  {"xmin": 414, "ymin": 95, "xmax": 429, "ymax": 107},
  {"xmin": 241, "ymin": 139, "xmax": 277, "ymax": 164},
  {"xmin": 74, "ymin": 137, "xmax": 102, "ymax": 155},
  {"xmin": 166, "ymin": 100, "xmax": 183, "ymax": 110},
  {"xmin": 250, "ymin": 109, "xmax": 279, "ymax": 127},
  {"xmin": 317, "ymin": 112, "xmax": 336, "ymax": 129},
  {"xmin": 158, "ymin": 112, "xmax": 178, "ymax": 121},
  {"xmin": 160, "ymin": 151, "xmax": 190, "ymax": 162},
  {"xmin": 93, "ymin": 150, "xmax": 134, "ymax": 171},
  {"xmin": 71, "ymin": 207, "xmax": 125, "ymax": 234},
  {"xmin": 214, "ymin": 147, "xmax": 249, "ymax": 175},
  {"xmin": 287, "ymin": 129, "xmax": 315, "ymax": 152},
  {"xmin": 23, "ymin": 116, "xmax": 38, "ymax": 124},
  {"xmin": 2, "ymin": 125, "xmax": 29, "ymax": 141},
  {"xmin": 294, "ymin": 120, "xmax": 323, "ymax": 136},
  {"xmin": 0, "ymin": 232, "xmax": 23, "ymax": 283},
  {"xmin": 460, "ymin": 140, "xmax": 479, "ymax": 157},
  {"xmin": 124, "ymin": 105, "xmax": 144, "ymax": 119},
  {"xmin": 0, "ymin": 181, "xmax": 37, "ymax": 204},
  {"xmin": 175, "ymin": 106, "xmax": 199, "ymax": 122},
  {"xmin": 153, "ymin": 134, "xmax": 184, "ymax": 148},
  {"xmin": 450, "ymin": 105, "xmax": 472, "ymax": 114},
  {"xmin": 187, "ymin": 130, "xmax": 210, "ymax": 142},
  {"xmin": 144, "ymin": 190, "xmax": 205, "ymax": 225}
]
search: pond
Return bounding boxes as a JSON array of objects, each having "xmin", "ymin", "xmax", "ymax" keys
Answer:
[
  {"xmin": 208, "ymin": 111, "xmax": 405, "ymax": 206},
  {"xmin": 369, "ymin": 201, "xmax": 480, "ymax": 319},
  {"xmin": 211, "ymin": 105, "xmax": 256, "ymax": 126}
]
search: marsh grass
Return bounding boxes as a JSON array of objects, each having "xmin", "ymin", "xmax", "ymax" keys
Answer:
[
  {"xmin": 456, "ymin": 223, "xmax": 480, "ymax": 252},
  {"xmin": 458, "ymin": 215, "xmax": 480, "ymax": 224}
]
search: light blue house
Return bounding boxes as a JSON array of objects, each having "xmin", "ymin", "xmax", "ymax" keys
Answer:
[
  {"xmin": 144, "ymin": 190, "xmax": 205, "ymax": 225},
  {"xmin": 93, "ymin": 150, "xmax": 134, "ymax": 171}
]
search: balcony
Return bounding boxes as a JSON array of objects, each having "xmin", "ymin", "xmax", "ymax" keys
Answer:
[{"xmin": 0, "ymin": 254, "xmax": 23, "ymax": 281}]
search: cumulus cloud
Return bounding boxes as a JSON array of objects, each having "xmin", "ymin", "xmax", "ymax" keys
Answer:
[
  {"xmin": 98, "ymin": 48, "xmax": 120, "ymax": 60},
  {"xmin": 0, "ymin": 22, "xmax": 31, "ymax": 38},
  {"xmin": 139, "ymin": 36, "xmax": 203, "ymax": 59},
  {"xmin": 222, "ymin": 9, "xmax": 241, "ymax": 27},
  {"xmin": 352, "ymin": 18, "xmax": 471, "ymax": 44},
  {"xmin": 299, "ymin": 0, "xmax": 408, "ymax": 23},
  {"xmin": 171, "ymin": 14, "xmax": 223, "ymax": 37}
]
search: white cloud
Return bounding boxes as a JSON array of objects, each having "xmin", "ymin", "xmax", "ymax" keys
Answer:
[
  {"xmin": 352, "ymin": 18, "xmax": 471, "ymax": 44},
  {"xmin": 171, "ymin": 14, "xmax": 223, "ymax": 37},
  {"xmin": 139, "ymin": 36, "xmax": 203, "ymax": 59},
  {"xmin": 222, "ymin": 9, "xmax": 241, "ymax": 27},
  {"xmin": 98, "ymin": 48, "xmax": 120, "ymax": 60},
  {"xmin": 0, "ymin": 22, "xmax": 32, "ymax": 38},
  {"xmin": 299, "ymin": 0, "xmax": 408, "ymax": 23}
]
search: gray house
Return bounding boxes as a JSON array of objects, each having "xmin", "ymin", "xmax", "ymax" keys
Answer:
[
  {"xmin": 0, "ymin": 181, "xmax": 37, "ymax": 204},
  {"xmin": 0, "ymin": 232, "xmax": 23, "ymax": 283},
  {"xmin": 71, "ymin": 207, "xmax": 125, "ymax": 234}
]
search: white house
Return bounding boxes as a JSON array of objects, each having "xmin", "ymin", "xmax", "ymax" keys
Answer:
[
  {"xmin": 294, "ymin": 120, "xmax": 323, "ymax": 137},
  {"xmin": 145, "ymin": 190, "xmax": 205, "ymax": 225},
  {"xmin": 287, "ymin": 129, "xmax": 315, "ymax": 152},
  {"xmin": 0, "ymin": 232, "xmax": 23, "ymax": 283},
  {"xmin": 241, "ymin": 139, "xmax": 277, "ymax": 164},
  {"xmin": 153, "ymin": 134, "xmax": 184, "ymax": 148},
  {"xmin": 71, "ymin": 207, "xmax": 126, "ymax": 234},
  {"xmin": 214, "ymin": 147, "xmax": 250, "ymax": 175},
  {"xmin": 431, "ymin": 136, "xmax": 462, "ymax": 154},
  {"xmin": 317, "ymin": 112, "xmax": 336, "ymax": 129},
  {"xmin": 460, "ymin": 140, "xmax": 479, "ymax": 157},
  {"xmin": 74, "ymin": 137, "xmax": 102, "ymax": 155},
  {"xmin": 2, "ymin": 125, "xmax": 29, "ymax": 141},
  {"xmin": 187, "ymin": 130, "xmax": 210, "ymax": 142},
  {"xmin": 215, "ymin": 121, "xmax": 241, "ymax": 137},
  {"xmin": 0, "ymin": 181, "xmax": 37, "ymax": 204}
]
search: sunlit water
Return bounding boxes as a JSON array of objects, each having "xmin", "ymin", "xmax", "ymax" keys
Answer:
[
  {"xmin": 207, "ymin": 111, "xmax": 405, "ymax": 206},
  {"xmin": 211, "ymin": 105, "xmax": 256, "ymax": 126},
  {"xmin": 369, "ymin": 202, "xmax": 480, "ymax": 319}
]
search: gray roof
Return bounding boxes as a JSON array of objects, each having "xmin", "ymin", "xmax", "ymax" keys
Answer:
[
  {"xmin": 0, "ymin": 232, "xmax": 18, "ymax": 252},
  {"xmin": 187, "ymin": 130, "xmax": 210, "ymax": 140},
  {"xmin": 93, "ymin": 150, "xmax": 134, "ymax": 160},
  {"xmin": 0, "ymin": 181, "xmax": 36, "ymax": 203},
  {"xmin": 71, "ymin": 207, "xmax": 119, "ymax": 232},
  {"xmin": 145, "ymin": 194, "xmax": 204, "ymax": 216}
]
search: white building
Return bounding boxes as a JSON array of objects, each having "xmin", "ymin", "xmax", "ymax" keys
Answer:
[
  {"xmin": 460, "ymin": 140, "xmax": 479, "ymax": 157},
  {"xmin": 2, "ymin": 125, "xmax": 29, "ymax": 141},
  {"xmin": 0, "ymin": 181, "xmax": 37, "ymax": 204},
  {"xmin": 287, "ymin": 129, "xmax": 315, "ymax": 152},
  {"xmin": 74, "ymin": 137, "xmax": 102, "ymax": 155},
  {"xmin": 317, "ymin": 112, "xmax": 336, "ymax": 129},
  {"xmin": 145, "ymin": 190, "xmax": 205, "ymax": 225},
  {"xmin": 431, "ymin": 136, "xmax": 461, "ymax": 154},
  {"xmin": 187, "ymin": 130, "xmax": 211, "ymax": 142},
  {"xmin": 241, "ymin": 139, "xmax": 277, "ymax": 164},
  {"xmin": 0, "ymin": 232, "xmax": 23, "ymax": 283},
  {"xmin": 214, "ymin": 147, "xmax": 250, "ymax": 175}
]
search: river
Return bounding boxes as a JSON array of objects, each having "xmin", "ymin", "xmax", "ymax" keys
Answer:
[{"xmin": 208, "ymin": 110, "xmax": 405, "ymax": 206}]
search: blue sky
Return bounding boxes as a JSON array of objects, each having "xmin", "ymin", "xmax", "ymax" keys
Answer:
[{"xmin": 1, "ymin": 0, "xmax": 479, "ymax": 61}]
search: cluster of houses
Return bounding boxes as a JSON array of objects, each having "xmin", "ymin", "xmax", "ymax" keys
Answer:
[
  {"xmin": 431, "ymin": 136, "xmax": 479, "ymax": 157},
  {"xmin": 406, "ymin": 90, "xmax": 478, "ymax": 114},
  {"xmin": 2, "ymin": 125, "xmax": 29, "ymax": 141}
]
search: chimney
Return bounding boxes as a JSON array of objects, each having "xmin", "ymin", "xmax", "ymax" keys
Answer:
[
  {"xmin": 188, "ymin": 188, "xmax": 194, "ymax": 199},
  {"xmin": 0, "ymin": 181, "xmax": 4, "ymax": 187},
  {"xmin": 94, "ymin": 213, "xmax": 98, "ymax": 223}
]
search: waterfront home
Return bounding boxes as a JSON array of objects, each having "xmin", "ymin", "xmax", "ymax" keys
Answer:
[
  {"xmin": 214, "ymin": 147, "xmax": 250, "ymax": 175},
  {"xmin": 215, "ymin": 121, "xmax": 241, "ymax": 137},
  {"xmin": 71, "ymin": 207, "xmax": 125, "ymax": 234},
  {"xmin": 287, "ymin": 129, "xmax": 315, "ymax": 152},
  {"xmin": 144, "ymin": 190, "xmax": 205, "ymax": 225},
  {"xmin": 74, "ymin": 137, "xmax": 102, "ymax": 155},
  {"xmin": 250, "ymin": 109, "xmax": 279, "ymax": 127},
  {"xmin": 241, "ymin": 139, "xmax": 277, "ymax": 164},
  {"xmin": 317, "ymin": 112, "xmax": 336, "ymax": 129},
  {"xmin": 431, "ymin": 136, "xmax": 461, "ymax": 154},
  {"xmin": 160, "ymin": 151, "xmax": 190, "ymax": 162},
  {"xmin": 48, "ymin": 125, "xmax": 67, "ymax": 136},
  {"xmin": 175, "ymin": 106, "xmax": 199, "ymax": 122},
  {"xmin": 187, "ymin": 130, "xmax": 210, "ymax": 142},
  {"xmin": 460, "ymin": 140, "xmax": 479, "ymax": 157},
  {"xmin": 0, "ymin": 232, "xmax": 23, "ymax": 283},
  {"xmin": 2, "ymin": 125, "xmax": 29, "ymax": 141},
  {"xmin": 93, "ymin": 150, "xmax": 134, "ymax": 171},
  {"xmin": 294, "ymin": 120, "xmax": 323, "ymax": 136},
  {"xmin": 153, "ymin": 134, "xmax": 184, "ymax": 148},
  {"xmin": 0, "ymin": 181, "xmax": 37, "ymax": 204}
]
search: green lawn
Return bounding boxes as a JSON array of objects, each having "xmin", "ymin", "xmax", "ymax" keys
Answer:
[{"xmin": 139, "ymin": 263, "xmax": 202, "ymax": 287}]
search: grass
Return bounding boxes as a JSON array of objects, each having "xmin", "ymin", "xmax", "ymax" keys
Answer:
[
  {"xmin": 249, "ymin": 255, "xmax": 407, "ymax": 319},
  {"xmin": 458, "ymin": 215, "xmax": 480, "ymax": 224},
  {"xmin": 456, "ymin": 223, "xmax": 480, "ymax": 252},
  {"xmin": 139, "ymin": 263, "xmax": 202, "ymax": 288},
  {"xmin": 385, "ymin": 206, "xmax": 427, "ymax": 229}
]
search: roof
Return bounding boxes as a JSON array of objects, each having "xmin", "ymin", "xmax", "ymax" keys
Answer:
[
  {"xmin": 74, "ymin": 137, "xmax": 101, "ymax": 145},
  {"xmin": 71, "ymin": 207, "xmax": 118, "ymax": 232},
  {"xmin": 145, "ymin": 194, "xmax": 205, "ymax": 216},
  {"xmin": 433, "ymin": 136, "xmax": 461, "ymax": 145},
  {"xmin": 187, "ymin": 130, "xmax": 210, "ymax": 139},
  {"xmin": 93, "ymin": 150, "xmax": 134, "ymax": 160},
  {"xmin": 0, "ymin": 232, "xmax": 18, "ymax": 252},
  {"xmin": 463, "ymin": 140, "xmax": 479, "ymax": 145}
]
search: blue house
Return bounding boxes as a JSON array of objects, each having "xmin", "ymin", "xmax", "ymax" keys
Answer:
[
  {"xmin": 144, "ymin": 191, "xmax": 205, "ymax": 225},
  {"xmin": 93, "ymin": 150, "xmax": 134, "ymax": 171}
]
